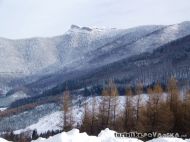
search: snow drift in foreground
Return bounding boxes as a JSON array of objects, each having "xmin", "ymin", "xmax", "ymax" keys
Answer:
[
  {"xmin": 31, "ymin": 128, "xmax": 142, "ymax": 142},
  {"xmin": 147, "ymin": 137, "xmax": 188, "ymax": 142},
  {"xmin": 1, "ymin": 128, "xmax": 190, "ymax": 142},
  {"xmin": 0, "ymin": 138, "xmax": 11, "ymax": 142},
  {"xmin": 29, "ymin": 128, "xmax": 189, "ymax": 142}
]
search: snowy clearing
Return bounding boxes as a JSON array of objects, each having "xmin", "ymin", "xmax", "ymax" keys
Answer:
[{"xmin": 14, "ymin": 111, "xmax": 62, "ymax": 134}]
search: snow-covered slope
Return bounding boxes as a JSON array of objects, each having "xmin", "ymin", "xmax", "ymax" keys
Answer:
[
  {"xmin": 87, "ymin": 21, "xmax": 190, "ymax": 66},
  {"xmin": 0, "ymin": 26, "xmax": 128, "ymax": 77},
  {"xmin": 14, "ymin": 111, "xmax": 62, "ymax": 135},
  {"xmin": 0, "ymin": 103, "xmax": 60, "ymax": 132},
  {"xmin": 0, "ymin": 24, "xmax": 165, "ymax": 94},
  {"xmin": 0, "ymin": 22, "xmax": 189, "ymax": 78},
  {"xmin": 12, "ymin": 95, "xmax": 148, "ymax": 134}
]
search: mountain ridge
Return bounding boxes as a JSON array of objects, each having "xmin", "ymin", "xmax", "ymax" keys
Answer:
[{"xmin": 1, "ymin": 22, "xmax": 190, "ymax": 106}]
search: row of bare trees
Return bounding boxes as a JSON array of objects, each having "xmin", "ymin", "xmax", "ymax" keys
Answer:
[
  {"xmin": 2, "ymin": 78, "xmax": 189, "ymax": 141},
  {"xmin": 60, "ymin": 78, "xmax": 190, "ymax": 139}
]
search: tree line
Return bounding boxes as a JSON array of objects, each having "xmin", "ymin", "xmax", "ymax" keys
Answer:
[
  {"xmin": 61, "ymin": 78, "xmax": 190, "ymax": 140},
  {"xmin": 1, "ymin": 78, "xmax": 190, "ymax": 141}
]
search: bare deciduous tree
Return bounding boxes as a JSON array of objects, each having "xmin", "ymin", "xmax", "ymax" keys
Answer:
[{"xmin": 59, "ymin": 90, "xmax": 73, "ymax": 131}]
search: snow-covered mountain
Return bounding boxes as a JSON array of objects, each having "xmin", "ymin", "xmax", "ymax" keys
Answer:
[
  {"xmin": 1, "ymin": 22, "xmax": 190, "ymax": 141},
  {"xmin": 0, "ymin": 24, "xmax": 163, "ymax": 93},
  {"xmin": 1, "ymin": 21, "xmax": 190, "ymax": 101},
  {"xmin": 0, "ymin": 25, "xmax": 163, "ymax": 77},
  {"xmin": 1, "ymin": 22, "xmax": 190, "ymax": 77}
]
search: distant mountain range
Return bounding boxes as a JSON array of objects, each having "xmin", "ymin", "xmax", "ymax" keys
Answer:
[{"xmin": 1, "ymin": 21, "xmax": 190, "ymax": 107}]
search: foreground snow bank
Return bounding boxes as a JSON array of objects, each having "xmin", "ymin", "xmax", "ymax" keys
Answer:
[
  {"xmin": 31, "ymin": 128, "xmax": 190, "ymax": 142},
  {"xmin": 147, "ymin": 137, "xmax": 187, "ymax": 142},
  {"xmin": 0, "ymin": 138, "xmax": 11, "ymax": 142},
  {"xmin": 32, "ymin": 128, "xmax": 142, "ymax": 142},
  {"xmin": 1, "ymin": 129, "xmax": 190, "ymax": 142}
]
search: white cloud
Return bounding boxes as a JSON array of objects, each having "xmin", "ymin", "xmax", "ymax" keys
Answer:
[{"xmin": 0, "ymin": 0, "xmax": 190, "ymax": 39}]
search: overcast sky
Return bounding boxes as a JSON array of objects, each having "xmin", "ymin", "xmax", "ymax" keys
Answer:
[{"xmin": 0, "ymin": 0, "xmax": 190, "ymax": 39}]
